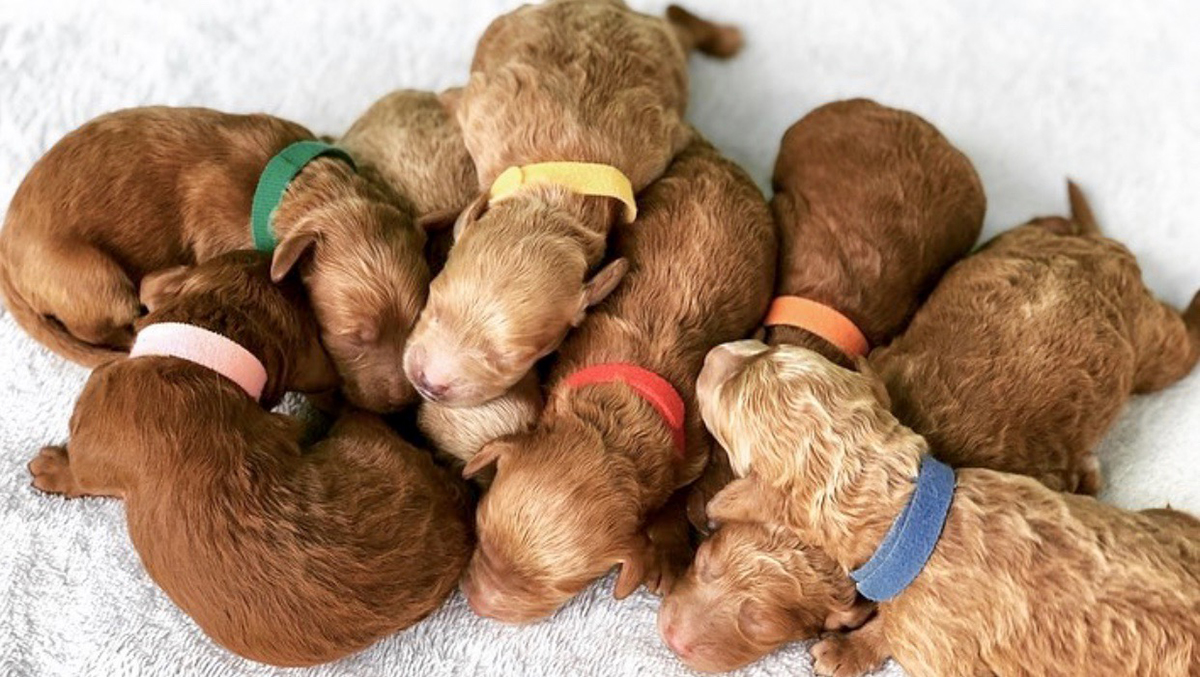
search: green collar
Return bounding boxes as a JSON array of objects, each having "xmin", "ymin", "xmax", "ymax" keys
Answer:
[{"xmin": 250, "ymin": 140, "xmax": 356, "ymax": 251}]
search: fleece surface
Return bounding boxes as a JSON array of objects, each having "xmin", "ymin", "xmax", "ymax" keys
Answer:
[{"xmin": 1, "ymin": 1, "xmax": 1197, "ymax": 675}]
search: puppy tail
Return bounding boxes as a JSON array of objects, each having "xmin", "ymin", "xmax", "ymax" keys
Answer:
[
  {"xmin": 0, "ymin": 254, "xmax": 125, "ymax": 368},
  {"xmin": 1066, "ymin": 180, "xmax": 1101, "ymax": 236},
  {"xmin": 667, "ymin": 5, "xmax": 743, "ymax": 59},
  {"xmin": 1185, "ymin": 290, "xmax": 1200, "ymax": 356}
]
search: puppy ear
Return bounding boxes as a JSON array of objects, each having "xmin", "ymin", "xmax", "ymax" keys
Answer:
[
  {"xmin": 612, "ymin": 532, "xmax": 651, "ymax": 599},
  {"xmin": 139, "ymin": 265, "xmax": 193, "ymax": 312},
  {"xmin": 854, "ymin": 357, "xmax": 892, "ymax": 409},
  {"xmin": 270, "ymin": 232, "xmax": 318, "ymax": 283},
  {"xmin": 463, "ymin": 439, "xmax": 513, "ymax": 479},
  {"xmin": 572, "ymin": 258, "xmax": 628, "ymax": 326},
  {"xmin": 453, "ymin": 193, "xmax": 490, "ymax": 241},
  {"xmin": 707, "ymin": 476, "xmax": 778, "ymax": 526}
]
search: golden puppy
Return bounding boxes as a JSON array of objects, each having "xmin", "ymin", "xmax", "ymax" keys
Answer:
[
  {"xmin": 404, "ymin": 0, "xmax": 742, "ymax": 406},
  {"xmin": 458, "ymin": 136, "xmax": 776, "ymax": 623},
  {"xmin": 694, "ymin": 341, "xmax": 1200, "ymax": 677},
  {"xmin": 338, "ymin": 88, "xmax": 477, "ymax": 225},
  {"xmin": 662, "ymin": 191, "xmax": 1200, "ymax": 672},
  {"xmin": 686, "ymin": 98, "xmax": 985, "ymax": 533},
  {"xmin": 0, "ymin": 106, "xmax": 429, "ymax": 412},
  {"xmin": 27, "ymin": 251, "xmax": 472, "ymax": 667},
  {"xmin": 417, "ymin": 371, "xmax": 544, "ymax": 472}
]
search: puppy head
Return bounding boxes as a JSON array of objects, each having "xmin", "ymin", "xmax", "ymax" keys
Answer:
[
  {"xmin": 138, "ymin": 251, "xmax": 339, "ymax": 404},
  {"xmin": 659, "ymin": 521, "xmax": 866, "ymax": 672},
  {"xmin": 404, "ymin": 197, "xmax": 626, "ymax": 407},
  {"xmin": 696, "ymin": 340, "xmax": 894, "ymax": 483},
  {"xmin": 460, "ymin": 418, "xmax": 645, "ymax": 623},
  {"xmin": 270, "ymin": 201, "xmax": 430, "ymax": 413},
  {"xmin": 416, "ymin": 370, "xmax": 544, "ymax": 467}
]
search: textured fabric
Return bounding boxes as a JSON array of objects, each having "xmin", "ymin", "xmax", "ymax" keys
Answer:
[
  {"xmin": 250, "ymin": 141, "xmax": 356, "ymax": 251},
  {"xmin": 489, "ymin": 162, "xmax": 638, "ymax": 222},
  {"xmin": 851, "ymin": 457, "xmax": 956, "ymax": 602},
  {"xmin": 129, "ymin": 322, "xmax": 268, "ymax": 401},
  {"xmin": 763, "ymin": 296, "xmax": 871, "ymax": 357},
  {"xmin": 1, "ymin": 1, "xmax": 1198, "ymax": 676},
  {"xmin": 563, "ymin": 362, "xmax": 687, "ymax": 459}
]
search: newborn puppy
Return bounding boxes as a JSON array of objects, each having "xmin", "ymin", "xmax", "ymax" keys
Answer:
[
  {"xmin": 872, "ymin": 182, "xmax": 1200, "ymax": 494},
  {"xmin": 694, "ymin": 342, "xmax": 1200, "ymax": 677},
  {"xmin": 687, "ymin": 98, "xmax": 985, "ymax": 532},
  {"xmin": 662, "ymin": 190, "xmax": 1200, "ymax": 672},
  {"xmin": 26, "ymin": 251, "xmax": 472, "ymax": 667},
  {"xmin": 417, "ymin": 370, "xmax": 544, "ymax": 472},
  {"xmin": 404, "ymin": 0, "xmax": 743, "ymax": 406},
  {"xmin": 0, "ymin": 106, "xmax": 429, "ymax": 412},
  {"xmin": 458, "ymin": 136, "xmax": 776, "ymax": 623},
  {"xmin": 337, "ymin": 88, "xmax": 477, "ymax": 226}
]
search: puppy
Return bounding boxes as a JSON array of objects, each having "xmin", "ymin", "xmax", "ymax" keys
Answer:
[
  {"xmin": 26, "ymin": 251, "xmax": 473, "ymax": 667},
  {"xmin": 0, "ymin": 106, "xmax": 428, "ymax": 412},
  {"xmin": 687, "ymin": 98, "xmax": 985, "ymax": 532},
  {"xmin": 337, "ymin": 88, "xmax": 477, "ymax": 227},
  {"xmin": 417, "ymin": 370, "xmax": 544, "ymax": 472},
  {"xmin": 661, "ymin": 191, "xmax": 1200, "ymax": 672},
  {"xmin": 404, "ymin": 0, "xmax": 743, "ymax": 406},
  {"xmin": 458, "ymin": 136, "xmax": 776, "ymax": 623},
  {"xmin": 694, "ymin": 341, "xmax": 1200, "ymax": 677},
  {"xmin": 872, "ymin": 182, "xmax": 1200, "ymax": 494}
]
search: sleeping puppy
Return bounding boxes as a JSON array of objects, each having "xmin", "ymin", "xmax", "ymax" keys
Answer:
[
  {"xmin": 660, "ymin": 190, "xmax": 1200, "ymax": 672},
  {"xmin": 692, "ymin": 341, "xmax": 1200, "ymax": 677},
  {"xmin": 403, "ymin": 0, "xmax": 743, "ymax": 407},
  {"xmin": 458, "ymin": 136, "xmax": 776, "ymax": 623},
  {"xmin": 0, "ymin": 106, "xmax": 430, "ymax": 412},
  {"xmin": 338, "ymin": 90, "xmax": 545, "ymax": 469},
  {"xmin": 871, "ymin": 182, "xmax": 1200, "ymax": 493},
  {"xmin": 337, "ymin": 88, "xmax": 477, "ymax": 230},
  {"xmin": 686, "ymin": 98, "xmax": 985, "ymax": 533},
  {"xmin": 26, "ymin": 251, "xmax": 473, "ymax": 667}
]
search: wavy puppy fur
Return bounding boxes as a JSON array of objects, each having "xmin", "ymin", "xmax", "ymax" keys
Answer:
[
  {"xmin": 458, "ymin": 136, "xmax": 776, "ymax": 624},
  {"xmin": 404, "ymin": 0, "xmax": 743, "ymax": 407},
  {"xmin": 26, "ymin": 251, "xmax": 473, "ymax": 667},
  {"xmin": 0, "ymin": 106, "xmax": 430, "ymax": 412},
  {"xmin": 697, "ymin": 342, "xmax": 1200, "ymax": 677},
  {"xmin": 685, "ymin": 98, "xmax": 985, "ymax": 535},
  {"xmin": 663, "ymin": 186, "xmax": 1200, "ymax": 673}
]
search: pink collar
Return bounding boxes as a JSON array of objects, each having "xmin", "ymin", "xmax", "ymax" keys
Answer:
[
  {"xmin": 129, "ymin": 322, "xmax": 268, "ymax": 401},
  {"xmin": 563, "ymin": 363, "xmax": 686, "ymax": 460}
]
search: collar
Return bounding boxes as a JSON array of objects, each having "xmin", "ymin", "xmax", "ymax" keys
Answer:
[
  {"xmin": 488, "ymin": 162, "xmax": 638, "ymax": 222},
  {"xmin": 250, "ymin": 140, "xmax": 357, "ymax": 251},
  {"xmin": 851, "ymin": 455, "xmax": 956, "ymax": 602},
  {"xmin": 129, "ymin": 322, "xmax": 268, "ymax": 401},
  {"xmin": 563, "ymin": 363, "xmax": 685, "ymax": 459},
  {"xmin": 762, "ymin": 296, "xmax": 870, "ymax": 358}
]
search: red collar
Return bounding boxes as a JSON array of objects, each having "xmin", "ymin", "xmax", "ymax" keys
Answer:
[{"xmin": 563, "ymin": 363, "xmax": 686, "ymax": 460}]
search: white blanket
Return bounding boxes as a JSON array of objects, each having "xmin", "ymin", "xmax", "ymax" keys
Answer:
[{"xmin": 1, "ymin": 1, "xmax": 1197, "ymax": 675}]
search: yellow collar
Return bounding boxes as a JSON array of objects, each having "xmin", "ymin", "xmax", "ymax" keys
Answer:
[{"xmin": 488, "ymin": 162, "xmax": 638, "ymax": 222}]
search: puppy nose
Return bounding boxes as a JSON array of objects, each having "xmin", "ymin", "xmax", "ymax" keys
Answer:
[
  {"xmin": 412, "ymin": 370, "xmax": 449, "ymax": 402},
  {"xmin": 662, "ymin": 623, "xmax": 693, "ymax": 658},
  {"xmin": 463, "ymin": 578, "xmax": 499, "ymax": 619}
]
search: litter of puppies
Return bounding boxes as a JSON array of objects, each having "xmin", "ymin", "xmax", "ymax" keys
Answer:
[{"xmin": 3, "ymin": 1, "xmax": 1198, "ymax": 674}]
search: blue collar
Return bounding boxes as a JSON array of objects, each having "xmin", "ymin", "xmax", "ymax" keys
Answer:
[{"xmin": 850, "ymin": 455, "xmax": 956, "ymax": 602}]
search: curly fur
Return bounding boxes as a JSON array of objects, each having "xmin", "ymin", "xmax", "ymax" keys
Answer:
[
  {"xmin": 404, "ymin": 0, "xmax": 743, "ymax": 406},
  {"xmin": 459, "ymin": 136, "xmax": 776, "ymax": 624}
]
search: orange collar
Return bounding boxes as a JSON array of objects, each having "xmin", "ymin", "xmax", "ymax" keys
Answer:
[
  {"xmin": 763, "ymin": 296, "xmax": 870, "ymax": 358},
  {"xmin": 563, "ymin": 363, "xmax": 686, "ymax": 460}
]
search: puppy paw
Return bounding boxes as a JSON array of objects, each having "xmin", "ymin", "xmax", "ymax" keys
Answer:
[
  {"xmin": 28, "ymin": 446, "xmax": 81, "ymax": 497},
  {"xmin": 641, "ymin": 541, "xmax": 690, "ymax": 596},
  {"xmin": 812, "ymin": 632, "xmax": 885, "ymax": 677}
]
